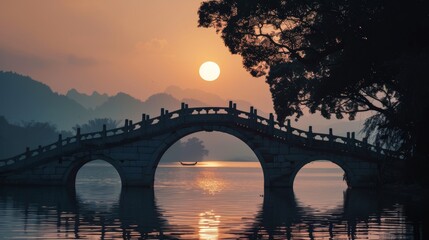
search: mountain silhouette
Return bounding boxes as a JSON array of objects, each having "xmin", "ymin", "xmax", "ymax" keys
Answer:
[
  {"xmin": 66, "ymin": 89, "xmax": 109, "ymax": 110},
  {"xmin": 0, "ymin": 71, "xmax": 89, "ymax": 129}
]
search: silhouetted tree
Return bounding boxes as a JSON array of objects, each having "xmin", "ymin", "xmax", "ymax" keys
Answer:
[
  {"xmin": 199, "ymin": 0, "xmax": 429, "ymax": 182},
  {"xmin": 181, "ymin": 137, "xmax": 209, "ymax": 162},
  {"xmin": 162, "ymin": 137, "xmax": 209, "ymax": 162},
  {"xmin": 73, "ymin": 118, "xmax": 121, "ymax": 133}
]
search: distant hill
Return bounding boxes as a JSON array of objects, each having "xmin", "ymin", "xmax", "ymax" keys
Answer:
[
  {"xmin": 66, "ymin": 89, "xmax": 109, "ymax": 109},
  {"xmin": 0, "ymin": 71, "xmax": 89, "ymax": 129}
]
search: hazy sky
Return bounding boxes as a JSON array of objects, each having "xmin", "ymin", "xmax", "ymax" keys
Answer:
[{"xmin": 0, "ymin": 1, "xmax": 274, "ymax": 112}]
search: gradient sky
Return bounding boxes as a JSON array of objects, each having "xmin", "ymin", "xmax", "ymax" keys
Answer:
[{"xmin": 0, "ymin": 1, "xmax": 274, "ymax": 112}]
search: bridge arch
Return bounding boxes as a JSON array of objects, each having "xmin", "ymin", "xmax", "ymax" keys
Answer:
[
  {"xmin": 148, "ymin": 125, "xmax": 268, "ymax": 185},
  {"xmin": 288, "ymin": 157, "xmax": 355, "ymax": 188},
  {"xmin": 64, "ymin": 154, "xmax": 127, "ymax": 187}
]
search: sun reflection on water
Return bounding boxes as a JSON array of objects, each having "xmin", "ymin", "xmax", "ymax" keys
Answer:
[
  {"xmin": 198, "ymin": 210, "xmax": 221, "ymax": 240},
  {"xmin": 196, "ymin": 171, "xmax": 227, "ymax": 195}
]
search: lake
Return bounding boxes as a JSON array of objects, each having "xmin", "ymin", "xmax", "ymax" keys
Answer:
[{"xmin": 0, "ymin": 160, "xmax": 427, "ymax": 239}]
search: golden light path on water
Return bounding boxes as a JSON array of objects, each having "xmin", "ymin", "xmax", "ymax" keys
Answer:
[{"xmin": 198, "ymin": 210, "xmax": 221, "ymax": 240}]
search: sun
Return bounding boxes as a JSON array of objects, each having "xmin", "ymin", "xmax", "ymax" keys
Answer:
[{"xmin": 199, "ymin": 61, "xmax": 220, "ymax": 81}]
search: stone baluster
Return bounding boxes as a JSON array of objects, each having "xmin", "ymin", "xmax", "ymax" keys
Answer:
[
  {"xmin": 76, "ymin": 127, "xmax": 81, "ymax": 143},
  {"xmin": 181, "ymin": 102, "xmax": 188, "ymax": 115},
  {"xmin": 231, "ymin": 103, "xmax": 237, "ymax": 117},
  {"xmin": 307, "ymin": 126, "xmax": 314, "ymax": 145},
  {"xmin": 363, "ymin": 137, "xmax": 368, "ymax": 149},
  {"xmin": 228, "ymin": 100, "xmax": 233, "ymax": 109},
  {"xmin": 141, "ymin": 114, "xmax": 146, "ymax": 128},
  {"xmin": 129, "ymin": 120, "xmax": 133, "ymax": 131},
  {"xmin": 346, "ymin": 132, "xmax": 351, "ymax": 150},
  {"xmin": 269, "ymin": 113, "xmax": 274, "ymax": 127},
  {"xmin": 102, "ymin": 124, "xmax": 107, "ymax": 139},
  {"xmin": 328, "ymin": 128, "xmax": 333, "ymax": 144},
  {"xmin": 57, "ymin": 134, "xmax": 62, "ymax": 148},
  {"xmin": 25, "ymin": 147, "xmax": 30, "ymax": 158},
  {"xmin": 124, "ymin": 119, "xmax": 129, "ymax": 132}
]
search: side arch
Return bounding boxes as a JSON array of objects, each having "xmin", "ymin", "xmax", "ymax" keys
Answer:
[
  {"xmin": 288, "ymin": 157, "xmax": 355, "ymax": 188},
  {"xmin": 63, "ymin": 154, "xmax": 127, "ymax": 187}
]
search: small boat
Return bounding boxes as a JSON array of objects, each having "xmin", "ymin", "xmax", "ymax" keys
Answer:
[{"xmin": 180, "ymin": 161, "xmax": 198, "ymax": 166}]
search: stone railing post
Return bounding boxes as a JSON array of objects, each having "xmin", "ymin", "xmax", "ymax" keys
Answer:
[
  {"xmin": 25, "ymin": 147, "xmax": 30, "ymax": 158},
  {"xmin": 102, "ymin": 124, "xmax": 107, "ymax": 139},
  {"xmin": 231, "ymin": 103, "xmax": 237, "ymax": 117},
  {"xmin": 307, "ymin": 126, "xmax": 314, "ymax": 145},
  {"xmin": 346, "ymin": 132, "xmax": 351, "ymax": 150},
  {"xmin": 269, "ymin": 113, "xmax": 274, "ymax": 127},
  {"xmin": 124, "ymin": 119, "xmax": 129, "ymax": 132},
  {"xmin": 363, "ymin": 137, "xmax": 368, "ymax": 149},
  {"xmin": 129, "ymin": 120, "xmax": 133, "ymax": 131},
  {"xmin": 160, "ymin": 108, "xmax": 165, "ymax": 121},
  {"xmin": 76, "ymin": 127, "xmax": 81, "ymax": 143},
  {"xmin": 141, "ymin": 113, "xmax": 146, "ymax": 127},
  {"xmin": 328, "ymin": 128, "xmax": 333, "ymax": 145},
  {"xmin": 57, "ymin": 134, "xmax": 62, "ymax": 149}
]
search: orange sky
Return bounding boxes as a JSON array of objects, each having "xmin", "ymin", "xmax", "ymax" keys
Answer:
[{"xmin": 0, "ymin": 1, "xmax": 274, "ymax": 112}]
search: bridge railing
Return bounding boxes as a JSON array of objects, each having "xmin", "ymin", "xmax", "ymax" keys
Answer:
[{"xmin": 0, "ymin": 101, "xmax": 403, "ymax": 168}]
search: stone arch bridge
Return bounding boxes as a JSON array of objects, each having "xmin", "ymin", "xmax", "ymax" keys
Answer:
[{"xmin": 0, "ymin": 102, "xmax": 401, "ymax": 188}]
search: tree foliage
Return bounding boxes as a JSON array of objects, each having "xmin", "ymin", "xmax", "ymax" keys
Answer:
[
  {"xmin": 198, "ymin": 0, "xmax": 429, "ymax": 168},
  {"xmin": 73, "ymin": 118, "xmax": 121, "ymax": 133},
  {"xmin": 162, "ymin": 137, "xmax": 209, "ymax": 162}
]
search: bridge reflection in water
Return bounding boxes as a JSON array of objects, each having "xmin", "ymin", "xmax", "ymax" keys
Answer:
[{"xmin": 0, "ymin": 186, "xmax": 424, "ymax": 239}]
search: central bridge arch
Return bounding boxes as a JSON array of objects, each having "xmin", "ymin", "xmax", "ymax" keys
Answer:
[{"xmin": 148, "ymin": 125, "xmax": 268, "ymax": 186}]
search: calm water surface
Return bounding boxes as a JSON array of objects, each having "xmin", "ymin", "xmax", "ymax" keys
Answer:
[{"xmin": 0, "ymin": 161, "xmax": 427, "ymax": 239}]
